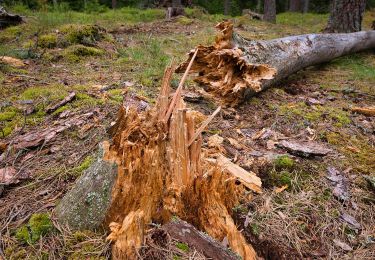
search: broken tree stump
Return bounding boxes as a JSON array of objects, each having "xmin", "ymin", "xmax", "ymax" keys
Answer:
[
  {"xmin": 55, "ymin": 61, "xmax": 261, "ymax": 259},
  {"xmin": 177, "ymin": 21, "xmax": 375, "ymax": 106}
]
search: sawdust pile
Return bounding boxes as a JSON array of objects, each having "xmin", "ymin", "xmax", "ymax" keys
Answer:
[
  {"xmin": 176, "ymin": 21, "xmax": 276, "ymax": 106},
  {"xmin": 103, "ymin": 61, "xmax": 262, "ymax": 259}
]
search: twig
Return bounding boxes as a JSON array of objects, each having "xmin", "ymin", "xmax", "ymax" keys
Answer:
[{"xmin": 187, "ymin": 106, "xmax": 221, "ymax": 146}]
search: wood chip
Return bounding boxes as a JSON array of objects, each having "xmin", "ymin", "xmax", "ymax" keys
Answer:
[
  {"xmin": 0, "ymin": 56, "xmax": 25, "ymax": 68},
  {"xmin": 208, "ymin": 134, "xmax": 224, "ymax": 148},
  {"xmin": 351, "ymin": 106, "xmax": 375, "ymax": 116},
  {"xmin": 274, "ymin": 185, "xmax": 288, "ymax": 193},
  {"xmin": 333, "ymin": 239, "xmax": 353, "ymax": 251},
  {"xmin": 207, "ymin": 154, "xmax": 262, "ymax": 193}
]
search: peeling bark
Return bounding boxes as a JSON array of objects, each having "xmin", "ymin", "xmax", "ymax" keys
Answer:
[{"xmin": 177, "ymin": 21, "xmax": 375, "ymax": 106}]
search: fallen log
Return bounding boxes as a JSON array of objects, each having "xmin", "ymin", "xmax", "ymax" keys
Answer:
[
  {"xmin": 177, "ymin": 21, "xmax": 375, "ymax": 106},
  {"xmin": 0, "ymin": 7, "xmax": 23, "ymax": 29},
  {"xmin": 55, "ymin": 62, "xmax": 262, "ymax": 259}
]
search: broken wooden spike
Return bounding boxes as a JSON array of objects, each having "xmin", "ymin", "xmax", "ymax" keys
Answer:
[
  {"xmin": 188, "ymin": 106, "xmax": 221, "ymax": 146},
  {"xmin": 163, "ymin": 48, "xmax": 199, "ymax": 122}
]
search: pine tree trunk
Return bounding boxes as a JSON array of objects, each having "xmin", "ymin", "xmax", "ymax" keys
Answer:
[
  {"xmin": 264, "ymin": 0, "xmax": 276, "ymax": 23},
  {"xmin": 112, "ymin": 0, "xmax": 117, "ymax": 9},
  {"xmin": 325, "ymin": 0, "xmax": 366, "ymax": 33},
  {"xmin": 224, "ymin": 0, "xmax": 231, "ymax": 15},
  {"xmin": 289, "ymin": 0, "xmax": 302, "ymax": 12},
  {"xmin": 303, "ymin": 0, "xmax": 309, "ymax": 13}
]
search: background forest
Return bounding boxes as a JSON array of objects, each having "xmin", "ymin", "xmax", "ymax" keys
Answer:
[{"xmin": 2, "ymin": 0, "xmax": 375, "ymax": 15}]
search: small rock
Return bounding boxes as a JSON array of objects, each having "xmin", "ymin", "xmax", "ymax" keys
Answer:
[
  {"xmin": 277, "ymin": 140, "xmax": 332, "ymax": 157},
  {"xmin": 182, "ymin": 91, "xmax": 203, "ymax": 103},
  {"xmin": 306, "ymin": 97, "xmax": 325, "ymax": 106}
]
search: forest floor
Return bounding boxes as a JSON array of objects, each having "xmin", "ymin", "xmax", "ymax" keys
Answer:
[{"xmin": 0, "ymin": 6, "xmax": 374, "ymax": 260}]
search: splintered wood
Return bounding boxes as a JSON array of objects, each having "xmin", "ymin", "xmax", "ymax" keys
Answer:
[
  {"xmin": 104, "ymin": 61, "xmax": 261, "ymax": 259},
  {"xmin": 176, "ymin": 21, "xmax": 276, "ymax": 106}
]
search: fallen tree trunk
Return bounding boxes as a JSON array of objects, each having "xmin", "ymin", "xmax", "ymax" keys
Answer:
[
  {"xmin": 55, "ymin": 61, "xmax": 262, "ymax": 259},
  {"xmin": 177, "ymin": 21, "xmax": 375, "ymax": 106},
  {"xmin": 0, "ymin": 7, "xmax": 23, "ymax": 29}
]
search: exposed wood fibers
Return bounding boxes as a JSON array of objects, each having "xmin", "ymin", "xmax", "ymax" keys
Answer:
[
  {"xmin": 103, "ymin": 62, "xmax": 261, "ymax": 259},
  {"xmin": 176, "ymin": 21, "xmax": 276, "ymax": 107}
]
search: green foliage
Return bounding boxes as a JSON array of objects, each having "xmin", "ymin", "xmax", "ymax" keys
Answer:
[
  {"xmin": 16, "ymin": 213, "xmax": 53, "ymax": 244},
  {"xmin": 60, "ymin": 24, "xmax": 104, "ymax": 45},
  {"xmin": 332, "ymin": 54, "xmax": 375, "ymax": 81}
]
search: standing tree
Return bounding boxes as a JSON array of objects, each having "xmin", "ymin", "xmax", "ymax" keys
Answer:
[
  {"xmin": 325, "ymin": 0, "xmax": 366, "ymax": 33},
  {"xmin": 112, "ymin": 0, "xmax": 117, "ymax": 9},
  {"xmin": 303, "ymin": 0, "xmax": 309, "ymax": 13},
  {"xmin": 264, "ymin": 0, "xmax": 276, "ymax": 23},
  {"xmin": 289, "ymin": 0, "xmax": 302, "ymax": 12},
  {"xmin": 224, "ymin": 0, "xmax": 231, "ymax": 15}
]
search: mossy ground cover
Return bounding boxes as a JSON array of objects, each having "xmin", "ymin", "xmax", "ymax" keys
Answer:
[{"xmin": 0, "ymin": 7, "xmax": 374, "ymax": 259}]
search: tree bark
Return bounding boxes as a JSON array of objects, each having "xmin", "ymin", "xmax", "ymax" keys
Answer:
[
  {"xmin": 325, "ymin": 0, "xmax": 366, "ymax": 33},
  {"xmin": 0, "ymin": 7, "xmax": 23, "ymax": 29},
  {"xmin": 176, "ymin": 21, "xmax": 375, "ymax": 106},
  {"xmin": 263, "ymin": 0, "xmax": 276, "ymax": 23},
  {"xmin": 289, "ymin": 0, "xmax": 302, "ymax": 12},
  {"xmin": 224, "ymin": 0, "xmax": 231, "ymax": 15},
  {"xmin": 303, "ymin": 0, "xmax": 309, "ymax": 13},
  {"xmin": 112, "ymin": 0, "xmax": 117, "ymax": 9},
  {"xmin": 163, "ymin": 219, "xmax": 239, "ymax": 260}
]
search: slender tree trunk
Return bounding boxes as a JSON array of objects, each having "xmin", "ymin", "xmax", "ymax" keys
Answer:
[
  {"xmin": 264, "ymin": 0, "xmax": 276, "ymax": 23},
  {"xmin": 172, "ymin": 0, "xmax": 182, "ymax": 7},
  {"xmin": 303, "ymin": 0, "xmax": 309, "ymax": 13},
  {"xmin": 224, "ymin": 0, "xmax": 231, "ymax": 15},
  {"xmin": 52, "ymin": 0, "xmax": 58, "ymax": 9},
  {"xmin": 325, "ymin": 0, "xmax": 366, "ymax": 33},
  {"xmin": 112, "ymin": 0, "xmax": 117, "ymax": 9},
  {"xmin": 256, "ymin": 0, "xmax": 262, "ymax": 12},
  {"xmin": 289, "ymin": 0, "xmax": 302, "ymax": 12}
]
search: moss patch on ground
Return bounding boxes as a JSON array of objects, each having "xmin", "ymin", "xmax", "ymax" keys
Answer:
[{"xmin": 15, "ymin": 213, "xmax": 53, "ymax": 244}]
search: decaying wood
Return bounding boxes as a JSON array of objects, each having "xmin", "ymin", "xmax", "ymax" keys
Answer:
[
  {"xmin": 46, "ymin": 92, "xmax": 76, "ymax": 113},
  {"xmin": 56, "ymin": 63, "xmax": 262, "ymax": 259},
  {"xmin": 242, "ymin": 9, "xmax": 263, "ymax": 20},
  {"xmin": 277, "ymin": 140, "xmax": 332, "ymax": 157},
  {"xmin": 0, "ymin": 7, "xmax": 23, "ymax": 29},
  {"xmin": 177, "ymin": 21, "xmax": 375, "ymax": 106},
  {"xmin": 351, "ymin": 106, "xmax": 375, "ymax": 117},
  {"xmin": 162, "ymin": 219, "xmax": 239, "ymax": 260},
  {"xmin": 0, "ymin": 56, "xmax": 25, "ymax": 68}
]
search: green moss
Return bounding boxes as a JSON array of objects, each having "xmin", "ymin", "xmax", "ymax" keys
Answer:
[
  {"xmin": 38, "ymin": 33, "xmax": 58, "ymax": 48},
  {"xmin": 15, "ymin": 225, "xmax": 31, "ymax": 244},
  {"xmin": 274, "ymin": 155, "xmax": 294, "ymax": 170},
  {"xmin": 250, "ymin": 223, "xmax": 260, "ymax": 236},
  {"xmin": 64, "ymin": 45, "xmax": 104, "ymax": 62},
  {"xmin": 60, "ymin": 24, "xmax": 104, "ymax": 46},
  {"xmin": 52, "ymin": 105, "xmax": 69, "ymax": 116},
  {"xmin": 176, "ymin": 16, "xmax": 194, "ymax": 25},
  {"xmin": 176, "ymin": 242, "xmax": 189, "ymax": 252},
  {"xmin": 0, "ymin": 26, "xmax": 22, "ymax": 43},
  {"xmin": 74, "ymin": 156, "xmax": 93, "ymax": 174},
  {"xmin": 15, "ymin": 213, "xmax": 53, "ymax": 244},
  {"xmin": 0, "ymin": 111, "xmax": 17, "ymax": 121}
]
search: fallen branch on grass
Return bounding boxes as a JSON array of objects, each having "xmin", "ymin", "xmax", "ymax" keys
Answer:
[
  {"xmin": 177, "ymin": 21, "xmax": 375, "ymax": 106},
  {"xmin": 55, "ymin": 63, "xmax": 262, "ymax": 259}
]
